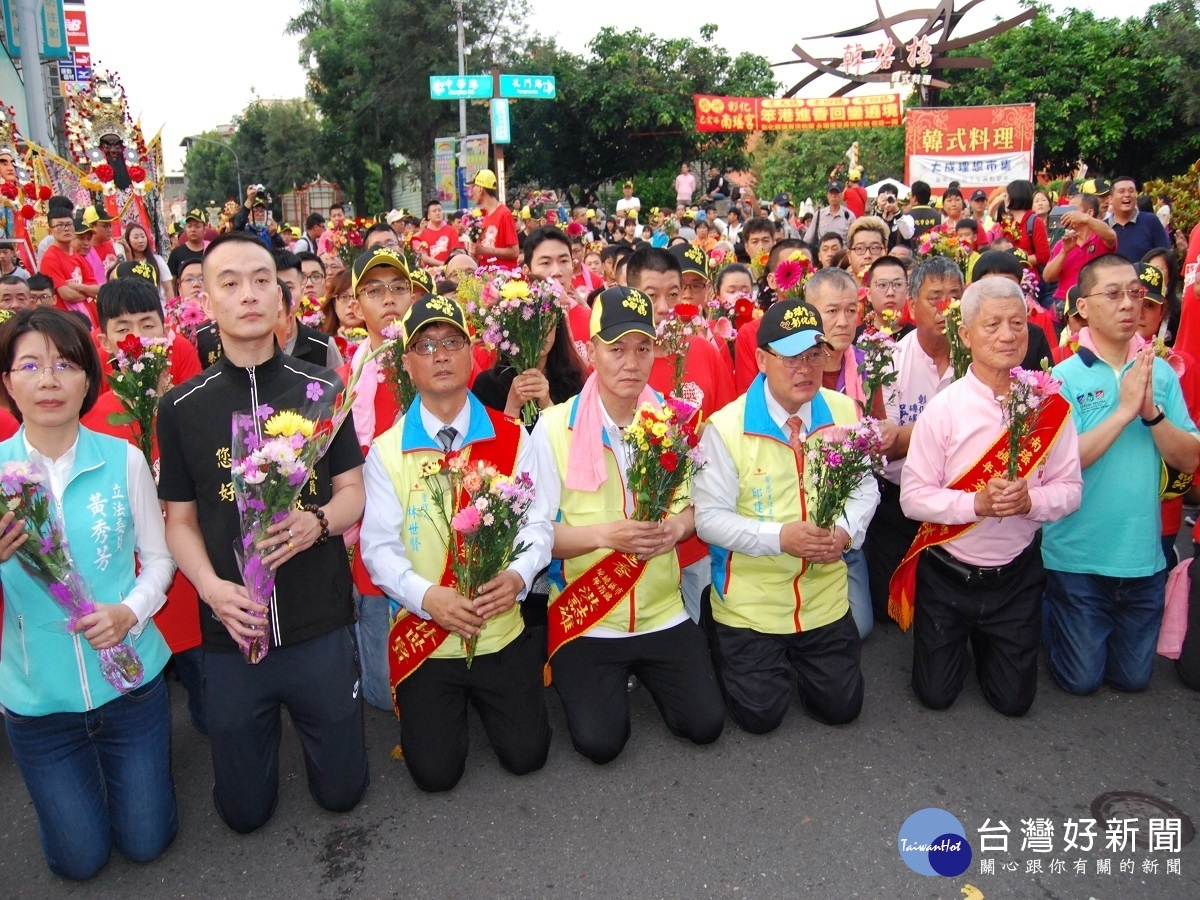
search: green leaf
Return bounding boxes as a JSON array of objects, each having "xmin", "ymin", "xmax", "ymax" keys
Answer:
[{"xmin": 107, "ymin": 412, "xmax": 136, "ymax": 426}]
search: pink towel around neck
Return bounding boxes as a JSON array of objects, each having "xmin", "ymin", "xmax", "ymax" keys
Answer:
[
  {"xmin": 841, "ymin": 346, "xmax": 865, "ymax": 405},
  {"xmin": 565, "ymin": 371, "xmax": 659, "ymax": 492}
]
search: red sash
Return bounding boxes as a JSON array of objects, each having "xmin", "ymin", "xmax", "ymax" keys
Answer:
[
  {"xmin": 385, "ymin": 409, "xmax": 522, "ymax": 711},
  {"xmin": 888, "ymin": 393, "xmax": 1070, "ymax": 631},
  {"xmin": 544, "ymin": 550, "xmax": 649, "ymax": 685}
]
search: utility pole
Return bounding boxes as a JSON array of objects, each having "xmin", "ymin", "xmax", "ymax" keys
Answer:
[
  {"xmin": 491, "ymin": 64, "xmax": 505, "ymax": 204},
  {"xmin": 15, "ymin": 0, "xmax": 52, "ymax": 147},
  {"xmin": 455, "ymin": 0, "xmax": 467, "ymax": 207}
]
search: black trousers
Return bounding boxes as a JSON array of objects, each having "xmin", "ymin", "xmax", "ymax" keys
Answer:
[
  {"xmin": 551, "ymin": 620, "xmax": 725, "ymax": 764},
  {"xmin": 203, "ymin": 626, "xmax": 369, "ymax": 834},
  {"xmin": 912, "ymin": 541, "xmax": 1045, "ymax": 717},
  {"xmin": 395, "ymin": 627, "xmax": 550, "ymax": 793},
  {"xmin": 713, "ymin": 610, "xmax": 864, "ymax": 734},
  {"xmin": 864, "ymin": 478, "xmax": 921, "ymax": 622}
]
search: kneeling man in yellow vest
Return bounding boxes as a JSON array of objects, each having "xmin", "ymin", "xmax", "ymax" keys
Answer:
[
  {"xmin": 530, "ymin": 287, "xmax": 725, "ymax": 764},
  {"xmin": 695, "ymin": 300, "xmax": 879, "ymax": 734},
  {"xmin": 361, "ymin": 293, "xmax": 553, "ymax": 791}
]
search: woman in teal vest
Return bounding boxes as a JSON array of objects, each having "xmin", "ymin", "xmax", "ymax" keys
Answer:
[{"xmin": 0, "ymin": 307, "xmax": 176, "ymax": 880}]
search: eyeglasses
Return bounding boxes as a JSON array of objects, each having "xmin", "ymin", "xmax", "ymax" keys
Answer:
[
  {"xmin": 334, "ymin": 292, "xmax": 353, "ymax": 304},
  {"xmin": 767, "ymin": 346, "xmax": 828, "ymax": 370},
  {"xmin": 180, "ymin": 275, "xmax": 204, "ymax": 287},
  {"xmin": 301, "ymin": 272, "xmax": 325, "ymax": 284},
  {"xmin": 357, "ymin": 282, "xmax": 411, "ymax": 302},
  {"xmin": 50, "ymin": 222, "xmax": 74, "ymax": 231},
  {"xmin": 1085, "ymin": 286, "xmax": 1147, "ymax": 303},
  {"xmin": 408, "ymin": 335, "xmax": 467, "ymax": 356},
  {"xmin": 851, "ymin": 243, "xmax": 885, "ymax": 255},
  {"xmin": 871, "ymin": 279, "xmax": 907, "ymax": 293},
  {"xmin": 10, "ymin": 361, "xmax": 84, "ymax": 380}
]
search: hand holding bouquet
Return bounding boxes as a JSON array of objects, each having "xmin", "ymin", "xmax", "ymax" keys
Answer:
[
  {"xmin": 1001, "ymin": 368, "xmax": 1061, "ymax": 481},
  {"xmin": 107, "ymin": 335, "xmax": 172, "ymax": 472},
  {"xmin": 803, "ymin": 419, "xmax": 886, "ymax": 532}
]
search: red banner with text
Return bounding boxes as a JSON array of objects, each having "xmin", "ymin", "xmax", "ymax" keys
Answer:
[
  {"xmin": 694, "ymin": 94, "xmax": 904, "ymax": 133},
  {"xmin": 905, "ymin": 105, "xmax": 1035, "ymax": 194}
]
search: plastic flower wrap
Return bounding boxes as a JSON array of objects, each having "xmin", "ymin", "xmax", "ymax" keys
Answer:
[
  {"xmin": 106, "ymin": 335, "xmax": 172, "ymax": 472},
  {"xmin": 0, "ymin": 461, "xmax": 145, "ymax": 692},
  {"xmin": 622, "ymin": 398, "xmax": 705, "ymax": 523},
  {"xmin": 803, "ymin": 419, "xmax": 886, "ymax": 531},
  {"xmin": 1001, "ymin": 368, "xmax": 1061, "ymax": 481},
  {"xmin": 419, "ymin": 452, "xmax": 536, "ymax": 666},
  {"xmin": 477, "ymin": 273, "xmax": 566, "ymax": 425},
  {"xmin": 229, "ymin": 344, "xmax": 389, "ymax": 663},
  {"xmin": 937, "ymin": 297, "xmax": 971, "ymax": 380},
  {"xmin": 855, "ymin": 328, "xmax": 899, "ymax": 415},
  {"xmin": 655, "ymin": 301, "xmax": 706, "ymax": 398}
]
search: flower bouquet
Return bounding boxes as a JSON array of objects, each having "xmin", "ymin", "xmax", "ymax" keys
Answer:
[
  {"xmin": 463, "ymin": 209, "xmax": 486, "ymax": 244},
  {"xmin": 477, "ymin": 274, "xmax": 566, "ymax": 425},
  {"xmin": 330, "ymin": 218, "xmax": 372, "ymax": 269},
  {"xmin": 378, "ymin": 319, "xmax": 418, "ymax": 414},
  {"xmin": 937, "ymin": 297, "xmax": 971, "ymax": 379},
  {"xmin": 707, "ymin": 249, "xmax": 736, "ymax": 289},
  {"xmin": 749, "ymin": 251, "xmax": 771, "ymax": 282},
  {"xmin": 106, "ymin": 335, "xmax": 172, "ymax": 471},
  {"xmin": 855, "ymin": 328, "xmax": 899, "ymax": 415},
  {"xmin": 803, "ymin": 419, "xmax": 886, "ymax": 531},
  {"xmin": 419, "ymin": 453, "xmax": 536, "ymax": 666},
  {"xmin": 339, "ymin": 325, "xmax": 369, "ymax": 353},
  {"xmin": 0, "ymin": 462, "xmax": 145, "ymax": 692},
  {"xmin": 773, "ymin": 252, "xmax": 814, "ymax": 300},
  {"xmin": 295, "ymin": 294, "xmax": 324, "ymax": 329},
  {"xmin": 164, "ymin": 294, "xmax": 209, "ymax": 346},
  {"xmin": 917, "ymin": 230, "xmax": 969, "ymax": 275},
  {"xmin": 622, "ymin": 398, "xmax": 705, "ymax": 522},
  {"xmin": 229, "ymin": 345, "xmax": 388, "ymax": 663},
  {"xmin": 707, "ymin": 291, "xmax": 748, "ymax": 342},
  {"xmin": 1000, "ymin": 368, "xmax": 1061, "ymax": 481},
  {"xmin": 655, "ymin": 302, "xmax": 707, "ymax": 398}
]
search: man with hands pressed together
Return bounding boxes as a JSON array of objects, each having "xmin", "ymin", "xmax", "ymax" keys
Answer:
[
  {"xmin": 531, "ymin": 286, "xmax": 725, "ymax": 764},
  {"xmin": 360, "ymin": 293, "xmax": 552, "ymax": 791},
  {"xmin": 695, "ymin": 299, "xmax": 877, "ymax": 734},
  {"xmin": 158, "ymin": 231, "xmax": 368, "ymax": 834},
  {"xmin": 1042, "ymin": 254, "xmax": 1200, "ymax": 695},
  {"xmin": 896, "ymin": 278, "xmax": 1081, "ymax": 716}
]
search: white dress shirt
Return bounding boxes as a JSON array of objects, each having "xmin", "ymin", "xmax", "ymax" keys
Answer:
[
  {"xmin": 694, "ymin": 387, "xmax": 880, "ymax": 554},
  {"xmin": 25, "ymin": 434, "xmax": 174, "ymax": 632},
  {"xmin": 360, "ymin": 397, "xmax": 553, "ymax": 617},
  {"xmin": 882, "ymin": 329, "xmax": 954, "ymax": 484}
]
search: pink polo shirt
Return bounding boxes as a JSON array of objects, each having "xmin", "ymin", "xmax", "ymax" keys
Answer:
[
  {"xmin": 899, "ymin": 368, "xmax": 1083, "ymax": 567},
  {"xmin": 882, "ymin": 329, "xmax": 954, "ymax": 484}
]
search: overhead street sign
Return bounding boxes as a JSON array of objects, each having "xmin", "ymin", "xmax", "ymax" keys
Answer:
[
  {"xmin": 499, "ymin": 75, "xmax": 556, "ymax": 100},
  {"xmin": 491, "ymin": 99, "xmax": 511, "ymax": 144},
  {"xmin": 429, "ymin": 75, "xmax": 493, "ymax": 100}
]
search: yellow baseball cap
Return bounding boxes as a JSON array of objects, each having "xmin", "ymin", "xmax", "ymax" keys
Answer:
[{"xmin": 473, "ymin": 169, "xmax": 498, "ymax": 190}]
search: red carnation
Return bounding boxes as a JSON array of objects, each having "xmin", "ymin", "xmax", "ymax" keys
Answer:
[
  {"xmin": 0, "ymin": 182, "xmax": 17, "ymax": 200},
  {"xmin": 660, "ymin": 450, "xmax": 679, "ymax": 472},
  {"xmin": 128, "ymin": 165, "xmax": 146, "ymax": 183},
  {"xmin": 18, "ymin": 204, "xmax": 35, "ymax": 220},
  {"xmin": 38, "ymin": 185, "xmax": 52, "ymax": 201},
  {"xmin": 118, "ymin": 334, "xmax": 142, "ymax": 358},
  {"xmin": 675, "ymin": 302, "xmax": 701, "ymax": 320},
  {"xmin": 95, "ymin": 164, "xmax": 114, "ymax": 183}
]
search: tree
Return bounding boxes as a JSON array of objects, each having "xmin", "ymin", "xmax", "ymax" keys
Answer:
[
  {"xmin": 939, "ymin": 4, "xmax": 1200, "ymax": 178},
  {"xmin": 288, "ymin": 0, "xmax": 525, "ymax": 206},
  {"xmin": 184, "ymin": 132, "xmax": 241, "ymax": 212},
  {"xmin": 752, "ymin": 128, "xmax": 906, "ymax": 211},
  {"xmin": 505, "ymin": 26, "xmax": 776, "ymax": 195}
]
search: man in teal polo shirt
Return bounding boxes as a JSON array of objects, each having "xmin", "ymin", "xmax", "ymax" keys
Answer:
[{"xmin": 1042, "ymin": 254, "xmax": 1200, "ymax": 695}]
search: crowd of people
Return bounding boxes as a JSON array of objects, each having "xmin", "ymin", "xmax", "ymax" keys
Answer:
[{"xmin": 1, "ymin": 163, "xmax": 1199, "ymax": 882}]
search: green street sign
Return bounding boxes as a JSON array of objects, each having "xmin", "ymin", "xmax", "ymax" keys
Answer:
[
  {"xmin": 429, "ymin": 75, "xmax": 493, "ymax": 100},
  {"xmin": 499, "ymin": 75, "xmax": 556, "ymax": 100},
  {"xmin": 491, "ymin": 99, "xmax": 511, "ymax": 144}
]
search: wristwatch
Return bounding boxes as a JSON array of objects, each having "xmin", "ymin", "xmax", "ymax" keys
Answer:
[{"xmin": 1141, "ymin": 405, "xmax": 1166, "ymax": 427}]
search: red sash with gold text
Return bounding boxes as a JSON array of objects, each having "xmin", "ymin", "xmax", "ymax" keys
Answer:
[
  {"xmin": 887, "ymin": 393, "xmax": 1070, "ymax": 631},
  {"xmin": 386, "ymin": 410, "xmax": 522, "ymax": 709},
  {"xmin": 544, "ymin": 550, "xmax": 649, "ymax": 685}
]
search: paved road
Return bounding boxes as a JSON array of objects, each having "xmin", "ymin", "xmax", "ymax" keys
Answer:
[{"xmin": 2, "ymin": 617, "xmax": 1198, "ymax": 899}]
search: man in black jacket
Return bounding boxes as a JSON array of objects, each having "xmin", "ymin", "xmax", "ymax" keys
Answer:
[{"xmin": 159, "ymin": 231, "xmax": 368, "ymax": 834}]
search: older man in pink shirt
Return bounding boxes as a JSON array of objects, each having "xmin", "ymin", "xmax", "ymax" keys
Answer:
[{"xmin": 897, "ymin": 277, "xmax": 1082, "ymax": 716}]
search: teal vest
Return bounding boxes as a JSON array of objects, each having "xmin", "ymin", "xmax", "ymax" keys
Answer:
[{"xmin": 0, "ymin": 427, "xmax": 170, "ymax": 715}]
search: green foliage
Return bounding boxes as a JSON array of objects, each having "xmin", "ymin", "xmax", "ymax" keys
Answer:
[
  {"xmin": 506, "ymin": 26, "xmax": 776, "ymax": 193},
  {"xmin": 1146, "ymin": 162, "xmax": 1200, "ymax": 236},
  {"xmin": 184, "ymin": 133, "xmax": 241, "ymax": 211},
  {"xmin": 753, "ymin": 128, "xmax": 906, "ymax": 208},
  {"xmin": 939, "ymin": 3, "xmax": 1200, "ymax": 178}
]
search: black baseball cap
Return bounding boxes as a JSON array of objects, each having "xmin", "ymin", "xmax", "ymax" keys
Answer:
[
  {"xmin": 409, "ymin": 268, "xmax": 436, "ymax": 296},
  {"xmin": 352, "ymin": 246, "xmax": 410, "ymax": 293},
  {"xmin": 1064, "ymin": 284, "xmax": 1081, "ymax": 319},
  {"xmin": 72, "ymin": 210, "xmax": 93, "ymax": 235},
  {"xmin": 970, "ymin": 189, "xmax": 988, "ymax": 202},
  {"xmin": 184, "ymin": 208, "xmax": 206, "ymax": 224},
  {"xmin": 400, "ymin": 292, "xmax": 469, "ymax": 350},
  {"xmin": 757, "ymin": 299, "xmax": 831, "ymax": 357},
  {"xmin": 773, "ymin": 192, "xmax": 791, "ymax": 206},
  {"xmin": 826, "ymin": 181, "xmax": 843, "ymax": 193},
  {"xmin": 670, "ymin": 243, "xmax": 710, "ymax": 279},
  {"xmin": 589, "ymin": 286, "xmax": 656, "ymax": 343},
  {"xmin": 1136, "ymin": 262, "xmax": 1166, "ymax": 304},
  {"xmin": 109, "ymin": 259, "xmax": 160, "ymax": 286}
]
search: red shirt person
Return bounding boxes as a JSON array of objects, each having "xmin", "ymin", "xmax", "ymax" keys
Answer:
[
  {"xmin": 41, "ymin": 207, "xmax": 100, "ymax": 325},
  {"xmin": 469, "ymin": 169, "xmax": 520, "ymax": 271},
  {"xmin": 415, "ymin": 199, "xmax": 462, "ymax": 265}
]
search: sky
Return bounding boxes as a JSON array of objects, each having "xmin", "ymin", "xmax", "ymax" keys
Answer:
[{"xmin": 81, "ymin": 0, "xmax": 1154, "ymax": 174}]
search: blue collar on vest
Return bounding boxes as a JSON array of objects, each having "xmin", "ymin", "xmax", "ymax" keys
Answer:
[
  {"xmin": 742, "ymin": 374, "xmax": 835, "ymax": 443},
  {"xmin": 8, "ymin": 424, "xmax": 108, "ymax": 487},
  {"xmin": 401, "ymin": 391, "xmax": 496, "ymax": 452},
  {"xmin": 566, "ymin": 389, "xmax": 664, "ymax": 449}
]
